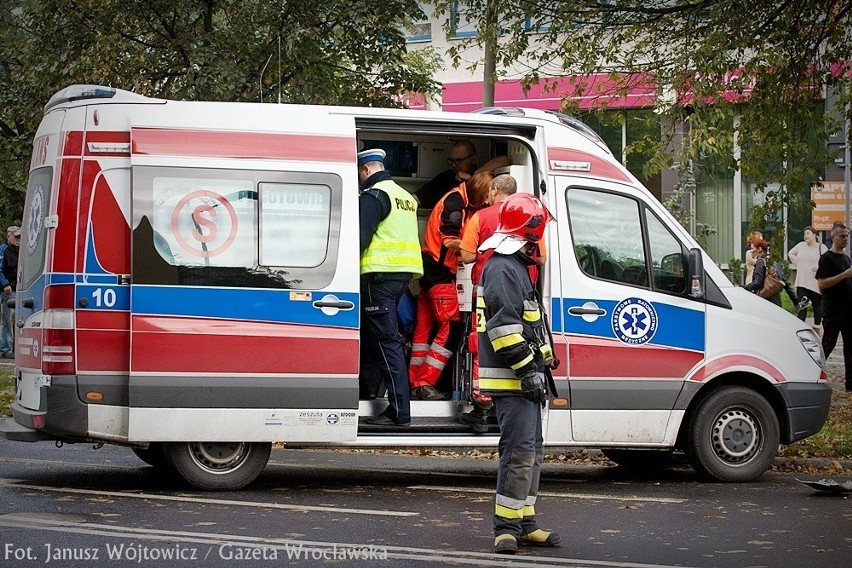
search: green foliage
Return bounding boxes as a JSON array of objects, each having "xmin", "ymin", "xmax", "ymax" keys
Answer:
[
  {"xmin": 0, "ymin": 0, "xmax": 440, "ymax": 223},
  {"xmin": 428, "ymin": 0, "xmax": 852, "ymax": 235},
  {"xmin": 0, "ymin": 371, "xmax": 13, "ymax": 418},
  {"xmin": 728, "ymin": 257, "xmax": 744, "ymax": 285}
]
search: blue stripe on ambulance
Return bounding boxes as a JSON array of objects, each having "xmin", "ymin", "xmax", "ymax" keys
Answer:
[
  {"xmin": 131, "ymin": 285, "xmax": 359, "ymax": 328},
  {"xmin": 551, "ymin": 297, "xmax": 705, "ymax": 352}
]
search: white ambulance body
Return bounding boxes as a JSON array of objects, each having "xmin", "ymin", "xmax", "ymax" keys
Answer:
[{"xmin": 1, "ymin": 85, "xmax": 831, "ymax": 489}]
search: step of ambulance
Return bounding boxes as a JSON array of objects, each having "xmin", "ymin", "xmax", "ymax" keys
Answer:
[{"xmin": 358, "ymin": 416, "xmax": 498, "ymax": 435}]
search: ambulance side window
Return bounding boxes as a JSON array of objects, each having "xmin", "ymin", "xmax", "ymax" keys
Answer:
[
  {"xmin": 646, "ymin": 210, "xmax": 687, "ymax": 294},
  {"xmin": 259, "ymin": 183, "xmax": 331, "ymax": 268},
  {"xmin": 149, "ymin": 175, "xmax": 257, "ymax": 269},
  {"xmin": 569, "ymin": 188, "xmax": 645, "ymax": 285},
  {"xmin": 568, "ymin": 187, "xmax": 687, "ymax": 296},
  {"xmin": 133, "ymin": 167, "xmax": 342, "ymax": 289}
]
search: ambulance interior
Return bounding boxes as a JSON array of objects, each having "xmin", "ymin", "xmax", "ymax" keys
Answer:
[{"xmin": 355, "ymin": 130, "xmax": 539, "ymax": 434}]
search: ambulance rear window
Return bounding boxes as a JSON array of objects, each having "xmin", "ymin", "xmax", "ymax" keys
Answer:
[{"xmin": 19, "ymin": 167, "xmax": 53, "ymax": 291}]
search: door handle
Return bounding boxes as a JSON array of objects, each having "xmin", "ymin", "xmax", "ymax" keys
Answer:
[
  {"xmin": 568, "ymin": 306, "xmax": 606, "ymax": 316},
  {"xmin": 312, "ymin": 294, "xmax": 355, "ymax": 316},
  {"xmin": 313, "ymin": 300, "xmax": 355, "ymax": 309},
  {"xmin": 568, "ymin": 301, "xmax": 607, "ymax": 323}
]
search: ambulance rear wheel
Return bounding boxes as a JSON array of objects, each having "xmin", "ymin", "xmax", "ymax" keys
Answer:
[
  {"xmin": 163, "ymin": 441, "xmax": 272, "ymax": 490},
  {"xmin": 687, "ymin": 387, "xmax": 779, "ymax": 482}
]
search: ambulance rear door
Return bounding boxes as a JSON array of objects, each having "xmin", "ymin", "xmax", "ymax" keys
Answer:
[
  {"xmin": 126, "ymin": 102, "xmax": 361, "ymax": 443},
  {"xmin": 551, "ymin": 168, "xmax": 706, "ymax": 446}
]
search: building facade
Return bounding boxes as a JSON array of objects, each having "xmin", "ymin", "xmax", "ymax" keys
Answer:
[{"xmin": 404, "ymin": 4, "xmax": 849, "ymax": 271}]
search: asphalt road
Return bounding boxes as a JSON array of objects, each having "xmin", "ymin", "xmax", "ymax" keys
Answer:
[{"xmin": 1, "ymin": 439, "xmax": 850, "ymax": 568}]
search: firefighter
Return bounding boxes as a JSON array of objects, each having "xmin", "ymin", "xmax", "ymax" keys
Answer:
[
  {"xmin": 476, "ymin": 193, "xmax": 560, "ymax": 554},
  {"xmin": 357, "ymin": 148, "xmax": 423, "ymax": 426}
]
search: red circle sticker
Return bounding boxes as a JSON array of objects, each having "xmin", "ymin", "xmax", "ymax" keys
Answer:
[{"xmin": 170, "ymin": 189, "xmax": 238, "ymax": 258}]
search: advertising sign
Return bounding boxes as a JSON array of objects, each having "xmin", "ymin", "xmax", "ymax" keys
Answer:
[{"xmin": 811, "ymin": 181, "xmax": 849, "ymax": 231}]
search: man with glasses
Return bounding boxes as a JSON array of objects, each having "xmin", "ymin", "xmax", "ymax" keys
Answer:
[
  {"xmin": 816, "ymin": 223, "xmax": 852, "ymax": 392},
  {"xmin": 415, "ymin": 140, "xmax": 509, "ymax": 209}
]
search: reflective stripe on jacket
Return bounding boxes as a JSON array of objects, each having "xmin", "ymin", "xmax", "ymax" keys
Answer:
[{"xmin": 476, "ymin": 252, "xmax": 545, "ymax": 395}]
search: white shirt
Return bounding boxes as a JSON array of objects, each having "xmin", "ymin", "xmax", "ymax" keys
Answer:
[{"xmin": 788, "ymin": 241, "xmax": 827, "ymax": 293}]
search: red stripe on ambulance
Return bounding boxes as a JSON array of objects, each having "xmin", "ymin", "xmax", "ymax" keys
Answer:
[
  {"xmin": 547, "ymin": 147, "xmax": 632, "ymax": 183},
  {"xmin": 569, "ymin": 335, "xmax": 703, "ymax": 379},
  {"xmin": 131, "ymin": 128, "xmax": 355, "ymax": 162},
  {"xmin": 53, "ymin": 159, "xmax": 81, "ymax": 273},
  {"xmin": 688, "ymin": 355, "xmax": 787, "ymax": 384},
  {"xmin": 130, "ymin": 316, "xmax": 358, "ymax": 374}
]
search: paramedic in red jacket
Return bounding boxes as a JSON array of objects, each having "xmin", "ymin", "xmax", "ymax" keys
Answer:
[
  {"xmin": 476, "ymin": 193, "xmax": 559, "ymax": 554},
  {"xmin": 357, "ymin": 149, "xmax": 424, "ymax": 426},
  {"xmin": 408, "ymin": 171, "xmax": 494, "ymax": 400}
]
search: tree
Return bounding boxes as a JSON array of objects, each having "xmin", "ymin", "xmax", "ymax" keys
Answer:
[
  {"xmin": 431, "ymin": 0, "xmax": 852, "ymax": 247},
  {"xmin": 0, "ymin": 0, "xmax": 440, "ymax": 225}
]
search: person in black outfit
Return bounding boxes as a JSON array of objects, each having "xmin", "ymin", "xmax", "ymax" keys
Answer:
[
  {"xmin": 357, "ymin": 148, "xmax": 424, "ymax": 425},
  {"xmin": 415, "ymin": 141, "xmax": 511, "ymax": 210},
  {"xmin": 0, "ymin": 227, "xmax": 19, "ymax": 359},
  {"xmin": 816, "ymin": 224, "xmax": 852, "ymax": 392}
]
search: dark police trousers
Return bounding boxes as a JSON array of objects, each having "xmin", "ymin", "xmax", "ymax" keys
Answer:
[
  {"xmin": 360, "ymin": 276, "xmax": 411, "ymax": 423},
  {"xmin": 493, "ymin": 395, "xmax": 543, "ymax": 537}
]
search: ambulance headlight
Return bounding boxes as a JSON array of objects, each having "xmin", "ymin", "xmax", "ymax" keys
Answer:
[{"xmin": 798, "ymin": 330, "xmax": 825, "ymax": 368}]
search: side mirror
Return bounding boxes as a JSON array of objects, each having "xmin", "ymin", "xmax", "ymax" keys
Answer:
[{"xmin": 686, "ymin": 248, "xmax": 705, "ymax": 299}]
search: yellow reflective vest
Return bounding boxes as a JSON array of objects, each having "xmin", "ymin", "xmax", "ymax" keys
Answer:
[{"xmin": 360, "ymin": 179, "xmax": 423, "ymax": 277}]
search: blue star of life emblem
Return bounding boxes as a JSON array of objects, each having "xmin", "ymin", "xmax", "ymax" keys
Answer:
[{"xmin": 611, "ymin": 297, "xmax": 658, "ymax": 345}]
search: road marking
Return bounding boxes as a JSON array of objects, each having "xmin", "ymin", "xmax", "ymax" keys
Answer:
[
  {"xmin": 409, "ymin": 485, "xmax": 688, "ymax": 504},
  {"xmin": 0, "ymin": 513, "xmax": 697, "ymax": 568},
  {"xmin": 0, "ymin": 456, "xmax": 139, "ymax": 469},
  {"xmin": 0, "ymin": 479, "xmax": 417, "ymax": 517}
]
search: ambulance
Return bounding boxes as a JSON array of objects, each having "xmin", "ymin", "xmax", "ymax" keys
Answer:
[{"xmin": 0, "ymin": 85, "xmax": 832, "ymax": 490}]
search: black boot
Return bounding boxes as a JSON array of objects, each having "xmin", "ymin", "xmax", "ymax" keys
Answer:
[{"xmin": 458, "ymin": 406, "xmax": 489, "ymax": 433}]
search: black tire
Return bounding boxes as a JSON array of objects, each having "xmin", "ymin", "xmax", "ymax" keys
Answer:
[
  {"xmin": 162, "ymin": 442, "xmax": 271, "ymax": 491},
  {"xmin": 602, "ymin": 448, "xmax": 675, "ymax": 468},
  {"xmin": 131, "ymin": 443, "xmax": 168, "ymax": 468},
  {"xmin": 687, "ymin": 386, "xmax": 779, "ymax": 482}
]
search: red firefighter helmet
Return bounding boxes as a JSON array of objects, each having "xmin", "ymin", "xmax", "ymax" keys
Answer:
[{"xmin": 496, "ymin": 193, "xmax": 554, "ymax": 244}]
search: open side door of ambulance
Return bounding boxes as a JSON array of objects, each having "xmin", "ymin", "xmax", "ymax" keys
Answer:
[
  {"xmin": 126, "ymin": 103, "xmax": 361, "ymax": 444},
  {"xmin": 549, "ymin": 159, "xmax": 707, "ymax": 448}
]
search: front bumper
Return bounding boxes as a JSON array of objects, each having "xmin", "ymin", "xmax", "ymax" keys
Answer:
[{"xmin": 778, "ymin": 381, "xmax": 833, "ymax": 443}]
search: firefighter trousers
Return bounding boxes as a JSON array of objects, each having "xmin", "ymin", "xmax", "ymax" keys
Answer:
[{"xmin": 493, "ymin": 394, "xmax": 543, "ymax": 537}]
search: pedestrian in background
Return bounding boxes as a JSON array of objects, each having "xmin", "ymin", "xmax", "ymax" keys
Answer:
[
  {"xmin": 816, "ymin": 223, "xmax": 852, "ymax": 393},
  {"xmin": 745, "ymin": 230, "xmax": 763, "ymax": 284},
  {"xmin": 357, "ymin": 149, "xmax": 423, "ymax": 426},
  {"xmin": 477, "ymin": 193, "xmax": 560, "ymax": 554},
  {"xmin": 0, "ymin": 226, "xmax": 20, "ymax": 359},
  {"xmin": 788, "ymin": 226, "xmax": 827, "ymax": 331}
]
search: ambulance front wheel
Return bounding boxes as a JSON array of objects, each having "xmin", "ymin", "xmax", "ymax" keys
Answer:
[
  {"xmin": 687, "ymin": 386, "xmax": 779, "ymax": 482},
  {"xmin": 163, "ymin": 441, "xmax": 272, "ymax": 491}
]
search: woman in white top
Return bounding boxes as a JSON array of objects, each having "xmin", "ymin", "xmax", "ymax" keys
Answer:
[
  {"xmin": 788, "ymin": 226, "xmax": 827, "ymax": 325},
  {"xmin": 745, "ymin": 230, "xmax": 763, "ymax": 284}
]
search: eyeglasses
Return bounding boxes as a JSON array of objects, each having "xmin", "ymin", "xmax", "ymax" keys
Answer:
[{"xmin": 447, "ymin": 154, "xmax": 473, "ymax": 167}]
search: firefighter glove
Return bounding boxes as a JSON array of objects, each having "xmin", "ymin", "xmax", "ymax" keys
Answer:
[{"xmin": 519, "ymin": 371, "xmax": 546, "ymax": 404}]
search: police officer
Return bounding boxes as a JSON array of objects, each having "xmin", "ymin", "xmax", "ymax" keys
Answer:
[
  {"xmin": 358, "ymin": 149, "xmax": 423, "ymax": 426},
  {"xmin": 476, "ymin": 193, "xmax": 560, "ymax": 554}
]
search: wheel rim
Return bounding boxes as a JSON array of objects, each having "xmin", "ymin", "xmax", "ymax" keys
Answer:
[
  {"xmin": 711, "ymin": 408, "xmax": 760, "ymax": 464},
  {"xmin": 186, "ymin": 442, "xmax": 250, "ymax": 475}
]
